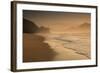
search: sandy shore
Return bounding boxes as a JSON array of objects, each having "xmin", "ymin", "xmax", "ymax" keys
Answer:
[{"xmin": 23, "ymin": 32, "xmax": 90, "ymax": 62}]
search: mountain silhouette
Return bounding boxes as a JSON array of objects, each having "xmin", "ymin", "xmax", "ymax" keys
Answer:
[
  {"xmin": 23, "ymin": 18, "xmax": 39, "ymax": 33},
  {"xmin": 79, "ymin": 23, "xmax": 90, "ymax": 29},
  {"xmin": 68, "ymin": 22, "xmax": 90, "ymax": 31}
]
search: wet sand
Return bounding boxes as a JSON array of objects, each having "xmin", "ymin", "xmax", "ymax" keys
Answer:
[
  {"xmin": 23, "ymin": 34, "xmax": 56, "ymax": 62},
  {"xmin": 23, "ymin": 32, "xmax": 90, "ymax": 62}
]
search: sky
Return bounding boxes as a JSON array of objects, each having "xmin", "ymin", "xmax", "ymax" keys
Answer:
[{"xmin": 23, "ymin": 10, "xmax": 91, "ymax": 32}]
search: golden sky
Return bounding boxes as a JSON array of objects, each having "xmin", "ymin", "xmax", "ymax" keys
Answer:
[{"xmin": 23, "ymin": 10, "xmax": 91, "ymax": 32}]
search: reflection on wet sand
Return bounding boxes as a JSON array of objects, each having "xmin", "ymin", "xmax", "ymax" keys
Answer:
[{"xmin": 23, "ymin": 34, "xmax": 57, "ymax": 62}]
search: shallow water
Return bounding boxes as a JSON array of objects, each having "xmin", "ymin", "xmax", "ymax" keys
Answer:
[
  {"xmin": 23, "ymin": 32, "xmax": 90, "ymax": 62},
  {"xmin": 37, "ymin": 33, "xmax": 90, "ymax": 60}
]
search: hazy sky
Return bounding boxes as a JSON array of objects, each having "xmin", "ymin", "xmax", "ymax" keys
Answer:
[{"xmin": 23, "ymin": 10, "xmax": 91, "ymax": 32}]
